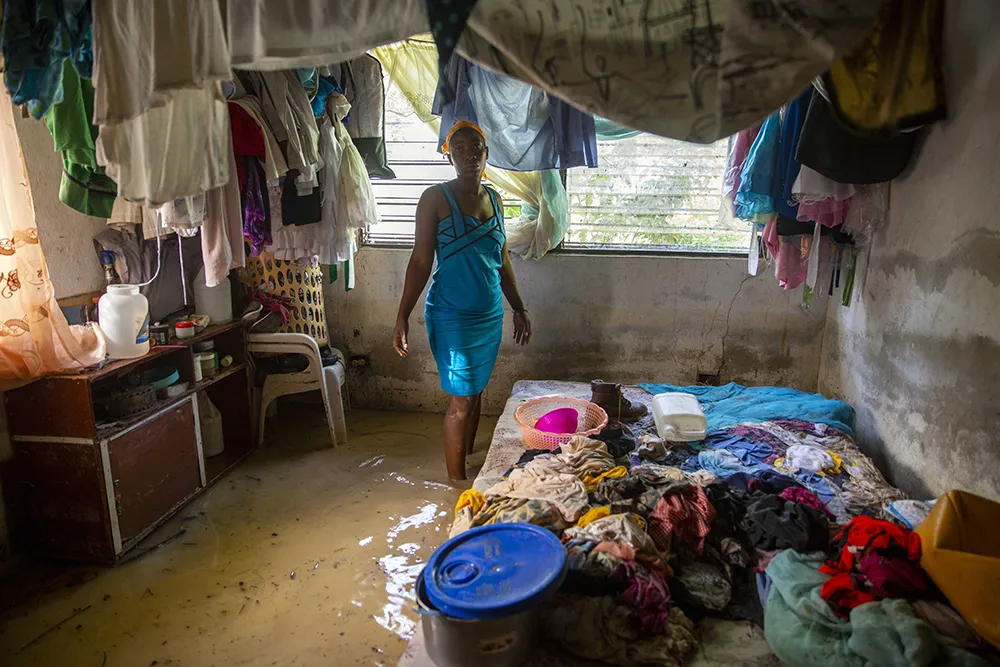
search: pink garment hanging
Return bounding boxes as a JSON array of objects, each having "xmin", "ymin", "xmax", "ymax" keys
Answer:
[
  {"xmin": 764, "ymin": 218, "xmax": 811, "ymax": 291},
  {"xmin": 723, "ymin": 122, "xmax": 763, "ymax": 204},
  {"xmin": 797, "ymin": 197, "xmax": 852, "ymax": 227}
]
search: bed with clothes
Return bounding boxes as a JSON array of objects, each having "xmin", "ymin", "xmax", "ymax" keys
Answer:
[{"xmin": 402, "ymin": 380, "xmax": 999, "ymax": 667}]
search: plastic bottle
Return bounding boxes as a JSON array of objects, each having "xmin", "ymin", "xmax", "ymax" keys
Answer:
[
  {"xmin": 98, "ymin": 284, "xmax": 150, "ymax": 359},
  {"xmin": 651, "ymin": 393, "xmax": 707, "ymax": 442},
  {"xmin": 193, "ymin": 266, "xmax": 233, "ymax": 325},
  {"xmin": 198, "ymin": 392, "xmax": 225, "ymax": 457}
]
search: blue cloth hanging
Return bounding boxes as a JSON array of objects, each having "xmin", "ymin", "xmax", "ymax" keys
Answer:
[
  {"xmin": 734, "ymin": 111, "xmax": 781, "ymax": 220},
  {"xmin": 771, "ymin": 88, "xmax": 813, "ymax": 221},
  {"xmin": 2, "ymin": 0, "xmax": 93, "ymax": 119},
  {"xmin": 432, "ymin": 55, "xmax": 598, "ymax": 172}
]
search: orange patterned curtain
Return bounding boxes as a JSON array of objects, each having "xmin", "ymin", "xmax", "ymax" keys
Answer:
[{"xmin": 0, "ymin": 91, "xmax": 104, "ymax": 386}]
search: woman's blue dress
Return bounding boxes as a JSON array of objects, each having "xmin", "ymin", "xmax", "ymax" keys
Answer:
[{"xmin": 425, "ymin": 183, "xmax": 505, "ymax": 396}]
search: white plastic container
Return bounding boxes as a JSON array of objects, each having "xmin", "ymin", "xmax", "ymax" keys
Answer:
[
  {"xmin": 652, "ymin": 392, "xmax": 707, "ymax": 442},
  {"xmin": 98, "ymin": 284, "xmax": 150, "ymax": 359},
  {"xmin": 198, "ymin": 392, "xmax": 225, "ymax": 457},
  {"xmin": 193, "ymin": 266, "xmax": 233, "ymax": 325}
]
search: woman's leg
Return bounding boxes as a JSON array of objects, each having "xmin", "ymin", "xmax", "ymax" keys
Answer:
[
  {"xmin": 463, "ymin": 393, "xmax": 483, "ymax": 455},
  {"xmin": 444, "ymin": 395, "xmax": 476, "ymax": 480}
]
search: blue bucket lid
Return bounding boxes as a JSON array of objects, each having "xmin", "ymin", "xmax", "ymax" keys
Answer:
[{"xmin": 423, "ymin": 524, "xmax": 566, "ymax": 620}]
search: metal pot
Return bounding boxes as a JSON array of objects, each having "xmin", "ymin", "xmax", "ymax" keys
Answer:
[{"xmin": 416, "ymin": 574, "xmax": 540, "ymax": 667}]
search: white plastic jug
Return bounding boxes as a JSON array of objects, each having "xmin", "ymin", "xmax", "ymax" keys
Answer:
[
  {"xmin": 198, "ymin": 392, "xmax": 225, "ymax": 457},
  {"xmin": 193, "ymin": 266, "xmax": 233, "ymax": 325},
  {"xmin": 98, "ymin": 284, "xmax": 150, "ymax": 359},
  {"xmin": 652, "ymin": 393, "xmax": 707, "ymax": 442}
]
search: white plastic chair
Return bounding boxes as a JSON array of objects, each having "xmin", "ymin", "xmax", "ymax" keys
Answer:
[{"xmin": 249, "ymin": 332, "xmax": 348, "ymax": 447}]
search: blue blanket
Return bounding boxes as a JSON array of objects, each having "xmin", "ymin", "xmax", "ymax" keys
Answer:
[{"xmin": 637, "ymin": 382, "xmax": 856, "ymax": 437}]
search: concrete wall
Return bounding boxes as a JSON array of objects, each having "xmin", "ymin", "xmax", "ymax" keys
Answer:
[
  {"xmin": 324, "ymin": 248, "xmax": 827, "ymax": 414},
  {"xmin": 14, "ymin": 113, "xmax": 107, "ymax": 300},
  {"xmin": 818, "ymin": 0, "xmax": 1000, "ymax": 501}
]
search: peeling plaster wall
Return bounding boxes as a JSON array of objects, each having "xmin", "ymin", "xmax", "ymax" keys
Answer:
[
  {"xmin": 325, "ymin": 249, "xmax": 826, "ymax": 414},
  {"xmin": 819, "ymin": 0, "xmax": 1000, "ymax": 502},
  {"xmin": 14, "ymin": 112, "xmax": 107, "ymax": 300}
]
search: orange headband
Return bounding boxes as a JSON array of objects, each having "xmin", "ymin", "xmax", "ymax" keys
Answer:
[{"xmin": 442, "ymin": 120, "xmax": 486, "ymax": 154}]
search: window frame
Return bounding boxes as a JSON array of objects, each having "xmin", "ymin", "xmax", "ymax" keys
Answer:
[{"xmin": 367, "ymin": 81, "xmax": 745, "ymax": 257}]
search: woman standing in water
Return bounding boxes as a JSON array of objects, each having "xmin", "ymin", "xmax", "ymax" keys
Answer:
[{"xmin": 393, "ymin": 121, "xmax": 531, "ymax": 481}]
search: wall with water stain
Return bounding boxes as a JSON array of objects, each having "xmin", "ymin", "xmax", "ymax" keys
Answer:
[
  {"xmin": 324, "ymin": 250, "xmax": 826, "ymax": 414},
  {"xmin": 818, "ymin": 0, "xmax": 1000, "ymax": 502}
]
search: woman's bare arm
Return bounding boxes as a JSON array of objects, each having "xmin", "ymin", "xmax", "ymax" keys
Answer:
[
  {"xmin": 499, "ymin": 242, "xmax": 531, "ymax": 345},
  {"xmin": 394, "ymin": 189, "xmax": 439, "ymax": 356}
]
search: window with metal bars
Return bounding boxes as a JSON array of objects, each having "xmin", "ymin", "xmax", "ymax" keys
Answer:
[
  {"xmin": 365, "ymin": 82, "xmax": 746, "ymax": 254},
  {"xmin": 564, "ymin": 134, "xmax": 748, "ymax": 254}
]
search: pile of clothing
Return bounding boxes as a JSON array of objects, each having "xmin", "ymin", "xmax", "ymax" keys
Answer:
[{"xmin": 450, "ymin": 392, "xmax": 997, "ymax": 665}]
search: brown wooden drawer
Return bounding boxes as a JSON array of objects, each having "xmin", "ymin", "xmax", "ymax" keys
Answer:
[{"xmin": 106, "ymin": 400, "xmax": 201, "ymax": 545}]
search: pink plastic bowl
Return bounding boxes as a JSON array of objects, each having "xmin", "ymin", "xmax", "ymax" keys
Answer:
[{"xmin": 533, "ymin": 407, "xmax": 579, "ymax": 434}]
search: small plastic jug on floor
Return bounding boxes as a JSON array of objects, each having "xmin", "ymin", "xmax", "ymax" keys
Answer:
[{"xmin": 652, "ymin": 392, "xmax": 707, "ymax": 441}]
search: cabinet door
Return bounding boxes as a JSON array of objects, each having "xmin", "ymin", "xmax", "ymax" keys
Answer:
[{"xmin": 106, "ymin": 399, "xmax": 201, "ymax": 545}]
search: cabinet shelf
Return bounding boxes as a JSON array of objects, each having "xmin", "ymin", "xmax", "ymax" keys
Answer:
[
  {"xmin": 1, "ymin": 321, "xmax": 254, "ymax": 563},
  {"xmin": 95, "ymin": 363, "xmax": 248, "ymax": 440}
]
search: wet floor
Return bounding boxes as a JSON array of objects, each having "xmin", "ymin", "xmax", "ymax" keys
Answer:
[{"xmin": 0, "ymin": 405, "xmax": 495, "ymax": 667}]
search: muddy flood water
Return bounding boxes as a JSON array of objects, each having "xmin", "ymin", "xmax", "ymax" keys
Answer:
[{"xmin": 0, "ymin": 406, "xmax": 494, "ymax": 667}]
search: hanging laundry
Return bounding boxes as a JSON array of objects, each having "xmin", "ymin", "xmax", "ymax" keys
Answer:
[
  {"xmin": 310, "ymin": 78, "xmax": 336, "ymax": 118},
  {"xmin": 200, "ymin": 147, "xmax": 245, "ymax": 288},
  {"xmin": 269, "ymin": 94, "xmax": 379, "ymax": 264},
  {"xmin": 798, "ymin": 88, "xmax": 917, "ymax": 185},
  {"xmin": 825, "ymin": 0, "xmax": 946, "ymax": 136},
  {"xmin": 227, "ymin": 96, "xmax": 288, "ymax": 182},
  {"xmin": 432, "ymin": 54, "xmax": 597, "ymax": 172},
  {"xmin": 228, "ymin": 103, "xmax": 266, "ymax": 188},
  {"xmin": 108, "ymin": 197, "xmax": 160, "ymax": 240},
  {"xmin": 236, "ymin": 70, "xmax": 321, "ymax": 190},
  {"xmin": 2, "ymin": 0, "xmax": 92, "ymax": 119},
  {"xmin": 225, "ymin": 0, "xmax": 428, "ymax": 70},
  {"xmin": 242, "ymin": 157, "xmax": 270, "ymax": 257},
  {"xmin": 94, "ymin": 84, "xmax": 230, "ymax": 206},
  {"xmin": 336, "ymin": 55, "xmax": 396, "ymax": 179},
  {"xmin": 425, "ymin": 0, "xmax": 479, "ymax": 103},
  {"xmin": 159, "ymin": 195, "xmax": 207, "ymax": 238},
  {"xmin": 733, "ymin": 111, "xmax": 780, "ymax": 223},
  {"xmin": 90, "ymin": 0, "xmax": 231, "ymax": 205},
  {"xmin": 770, "ymin": 89, "xmax": 812, "ymax": 222},
  {"xmin": 43, "ymin": 61, "xmax": 116, "ymax": 218},
  {"xmin": 92, "ymin": 0, "xmax": 229, "ymax": 124},
  {"xmin": 764, "ymin": 218, "xmax": 806, "ymax": 291},
  {"xmin": 842, "ymin": 183, "xmax": 890, "ymax": 245},
  {"xmin": 279, "ymin": 177, "xmax": 322, "ymax": 228},
  {"xmin": 458, "ymin": 0, "xmax": 880, "ymax": 142},
  {"xmin": 722, "ymin": 122, "xmax": 761, "ymax": 214},
  {"xmin": 792, "ymin": 166, "xmax": 854, "ymax": 227}
]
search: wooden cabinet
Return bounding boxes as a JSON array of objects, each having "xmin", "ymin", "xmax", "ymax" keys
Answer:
[{"xmin": 1, "ymin": 322, "xmax": 253, "ymax": 563}]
